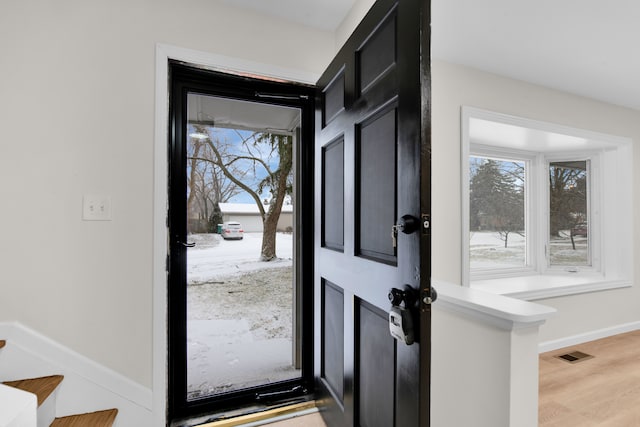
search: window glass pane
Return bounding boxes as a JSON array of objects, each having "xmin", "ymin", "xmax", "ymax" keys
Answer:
[
  {"xmin": 549, "ymin": 160, "xmax": 590, "ymax": 266},
  {"xmin": 186, "ymin": 94, "xmax": 301, "ymax": 400},
  {"xmin": 469, "ymin": 156, "xmax": 526, "ymax": 270}
]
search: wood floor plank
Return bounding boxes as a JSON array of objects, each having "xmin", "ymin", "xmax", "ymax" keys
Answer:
[
  {"xmin": 598, "ymin": 403, "xmax": 640, "ymax": 427},
  {"xmin": 538, "ymin": 401, "xmax": 572, "ymax": 424},
  {"xmin": 2, "ymin": 374, "xmax": 64, "ymax": 406},
  {"xmin": 51, "ymin": 409, "xmax": 118, "ymax": 427},
  {"xmin": 540, "ymin": 330, "xmax": 640, "ymax": 426},
  {"xmin": 577, "ymin": 378, "xmax": 640, "ymax": 422}
]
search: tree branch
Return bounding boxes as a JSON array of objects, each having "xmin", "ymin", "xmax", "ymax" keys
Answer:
[{"xmin": 198, "ymin": 143, "xmax": 266, "ymax": 217}]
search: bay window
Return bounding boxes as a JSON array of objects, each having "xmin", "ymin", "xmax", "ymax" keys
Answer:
[{"xmin": 462, "ymin": 107, "xmax": 632, "ymax": 300}]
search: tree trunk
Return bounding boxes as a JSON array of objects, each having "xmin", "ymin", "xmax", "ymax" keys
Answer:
[
  {"xmin": 186, "ymin": 141, "xmax": 202, "ymax": 234},
  {"xmin": 259, "ymin": 136, "xmax": 292, "ymax": 261},
  {"xmin": 261, "ymin": 212, "xmax": 279, "ymax": 261},
  {"xmin": 260, "ymin": 170, "xmax": 289, "ymax": 260}
]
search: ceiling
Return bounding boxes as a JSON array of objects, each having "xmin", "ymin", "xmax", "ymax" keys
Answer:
[
  {"xmin": 432, "ymin": 0, "xmax": 640, "ymax": 111},
  {"xmin": 188, "ymin": 94, "xmax": 300, "ymax": 134},
  {"xmin": 229, "ymin": 0, "xmax": 640, "ymax": 111},
  {"xmin": 469, "ymin": 118, "xmax": 619, "ymax": 153}
]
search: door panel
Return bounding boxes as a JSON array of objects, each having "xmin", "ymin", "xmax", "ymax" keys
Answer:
[
  {"xmin": 322, "ymin": 280, "xmax": 345, "ymax": 404},
  {"xmin": 322, "ymin": 73, "xmax": 346, "ymax": 127},
  {"xmin": 314, "ymin": 0, "xmax": 431, "ymax": 425},
  {"xmin": 322, "ymin": 138, "xmax": 345, "ymax": 252},
  {"xmin": 356, "ymin": 9, "xmax": 396, "ymax": 95},
  {"xmin": 357, "ymin": 301, "xmax": 395, "ymax": 427},
  {"xmin": 356, "ymin": 104, "xmax": 397, "ymax": 263}
]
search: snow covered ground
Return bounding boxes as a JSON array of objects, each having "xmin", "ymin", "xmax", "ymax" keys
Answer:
[
  {"xmin": 187, "ymin": 232, "xmax": 293, "ymax": 284},
  {"xmin": 470, "ymin": 230, "xmax": 588, "ymax": 269},
  {"xmin": 469, "ymin": 231, "xmax": 526, "ymax": 269},
  {"xmin": 186, "ymin": 232, "xmax": 298, "ymax": 398}
]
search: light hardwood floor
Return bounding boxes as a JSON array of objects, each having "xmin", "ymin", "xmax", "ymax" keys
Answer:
[
  {"xmin": 260, "ymin": 331, "xmax": 640, "ymax": 427},
  {"xmin": 539, "ymin": 330, "xmax": 640, "ymax": 426}
]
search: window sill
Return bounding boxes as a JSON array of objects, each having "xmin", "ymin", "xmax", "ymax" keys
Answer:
[{"xmin": 471, "ymin": 273, "xmax": 631, "ymax": 301}]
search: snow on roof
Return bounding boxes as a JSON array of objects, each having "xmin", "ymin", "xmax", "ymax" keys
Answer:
[{"xmin": 219, "ymin": 202, "xmax": 293, "ymax": 214}]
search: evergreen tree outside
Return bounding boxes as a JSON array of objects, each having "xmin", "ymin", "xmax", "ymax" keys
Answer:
[{"xmin": 469, "ymin": 157, "xmax": 525, "ymax": 248}]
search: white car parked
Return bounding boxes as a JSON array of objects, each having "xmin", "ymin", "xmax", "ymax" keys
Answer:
[{"xmin": 221, "ymin": 221, "xmax": 244, "ymax": 240}]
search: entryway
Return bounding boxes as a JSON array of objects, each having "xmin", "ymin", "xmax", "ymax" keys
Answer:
[
  {"xmin": 162, "ymin": 0, "xmax": 433, "ymax": 424},
  {"xmin": 168, "ymin": 63, "xmax": 315, "ymax": 421}
]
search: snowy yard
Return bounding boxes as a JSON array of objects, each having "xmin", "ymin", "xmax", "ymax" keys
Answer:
[
  {"xmin": 470, "ymin": 231, "xmax": 589, "ymax": 269},
  {"xmin": 186, "ymin": 232, "xmax": 298, "ymax": 398},
  {"xmin": 187, "ymin": 232, "xmax": 293, "ymax": 284}
]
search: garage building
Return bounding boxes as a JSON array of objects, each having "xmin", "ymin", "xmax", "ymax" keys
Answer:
[{"xmin": 218, "ymin": 202, "xmax": 293, "ymax": 233}]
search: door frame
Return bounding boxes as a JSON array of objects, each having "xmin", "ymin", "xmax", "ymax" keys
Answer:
[
  {"xmin": 153, "ymin": 44, "xmax": 320, "ymax": 425},
  {"xmin": 168, "ymin": 62, "xmax": 316, "ymax": 418}
]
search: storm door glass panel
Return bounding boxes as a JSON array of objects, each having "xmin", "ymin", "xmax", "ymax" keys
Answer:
[
  {"xmin": 469, "ymin": 156, "xmax": 526, "ymax": 270},
  {"xmin": 548, "ymin": 160, "xmax": 590, "ymax": 267},
  {"xmin": 185, "ymin": 93, "xmax": 301, "ymax": 399}
]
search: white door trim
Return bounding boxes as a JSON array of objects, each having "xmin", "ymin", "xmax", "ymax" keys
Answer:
[{"xmin": 152, "ymin": 43, "xmax": 319, "ymax": 425}]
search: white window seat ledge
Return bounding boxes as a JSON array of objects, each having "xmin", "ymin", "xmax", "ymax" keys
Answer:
[
  {"xmin": 471, "ymin": 274, "xmax": 631, "ymax": 301},
  {"xmin": 433, "ymin": 279, "xmax": 556, "ymax": 331}
]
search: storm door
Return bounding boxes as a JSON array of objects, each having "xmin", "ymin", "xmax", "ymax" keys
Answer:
[
  {"xmin": 314, "ymin": 0, "xmax": 432, "ymax": 425},
  {"xmin": 168, "ymin": 64, "xmax": 315, "ymax": 420}
]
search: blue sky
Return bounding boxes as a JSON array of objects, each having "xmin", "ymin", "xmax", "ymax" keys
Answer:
[{"xmin": 188, "ymin": 125, "xmax": 280, "ymax": 205}]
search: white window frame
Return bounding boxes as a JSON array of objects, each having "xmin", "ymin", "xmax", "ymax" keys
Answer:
[
  {"xmin": 468, "ymin": 147, "xmax": 536, "ymax": 279},
  {"xmin": 543, "ymin": 154, "xmax": 598, "ymax": 273},
  {"xmin": 461, "ymin": 107, "xmax": 633, "ymax": 300}
]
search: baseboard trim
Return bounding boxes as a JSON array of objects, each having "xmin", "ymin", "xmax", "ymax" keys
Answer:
[
  {"xmin": 0, "ymin": 321, "xmax": 152, "ymax": 410},
  {"xmin": 539, "ymin": 320, "xmax": 640, "ymax": 353}
]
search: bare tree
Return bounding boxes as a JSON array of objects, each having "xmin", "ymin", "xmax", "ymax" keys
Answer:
[
  {"xmin": 187, "ymin": 139, "xmax": 204, "ymax": 232},
  {"xmin": 187, "ymin": 129, "xmax": 244, "ymax": 233},
  {"xmin": 549, "ymin": 161, "xmax": 587, "ymax": 237},
  {"xmin": 191, "ymin": 126, "xmax": 293, "ymax": 261}
]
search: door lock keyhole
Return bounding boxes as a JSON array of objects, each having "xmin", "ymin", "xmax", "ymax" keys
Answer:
[{"xmin": 397, "ymin": 214, "xmax": 419, "ymax": 234}]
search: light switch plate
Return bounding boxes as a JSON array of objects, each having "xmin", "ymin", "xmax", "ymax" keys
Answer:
[{"xmin": 83, "ymin": 195, "xmax": 112, "ymax": 221}]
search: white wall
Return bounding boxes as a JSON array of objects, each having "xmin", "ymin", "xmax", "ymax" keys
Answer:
[
  {"xmin": 0, "ymin": 0, "xmax": 335, "ymax": 389},
  {"xmin": 335, "ymin": 0, "xmax": 376, "ymax": 50},
  {"xmin": 432, "ymin": 60, "xmax": 640, "ymax": 342},
  {"xmin": 431, "ymin": 281, "xmax": 554, "ymax": 427}
]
